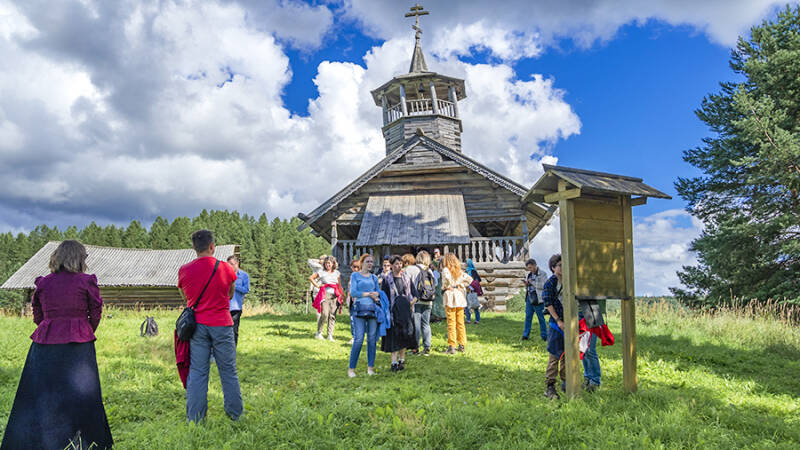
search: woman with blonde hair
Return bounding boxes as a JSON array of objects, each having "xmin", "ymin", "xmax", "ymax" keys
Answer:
[
  {"xmin": 441, "ymin": 252, "xmax": 472, "ymax": 354},
  {"xmin": 2, "ymin": 240, "xmax": 113, "ymax": 449}
]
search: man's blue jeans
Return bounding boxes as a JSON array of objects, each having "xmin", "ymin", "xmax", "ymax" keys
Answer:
[
  {"xmin": 523, "ymin": 301, "xmax": 547, "ymax": 340},
  {"xmin": 349, "ymin": 316, "xmax": 378, "ymax": 369},
  {"xmin": 414, "ymin": 304, "xmax": 432, "ymax": 350},
  {"xmin": 187, "ymin": 324, "xmax": 243, "ymax": 422},
  {"xmin": 582, "ymin": 333, "xmax": 601, "ymax": 386}
]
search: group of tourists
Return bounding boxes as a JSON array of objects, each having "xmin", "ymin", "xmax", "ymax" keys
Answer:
[
  {"xmin": 314, "ymin": 249, "xmax": 606, "ymax": 399},
  {"xmin": 1, "ymin": 230, "xmax": 608, "ymax": 448},
  {"xmin": 309, "ymin": 248, "xmax": 484, "ymax": 377}
]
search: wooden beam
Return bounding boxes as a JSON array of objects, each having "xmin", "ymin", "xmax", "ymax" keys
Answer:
[
  {"xmin": 621, "ymin": 195, "xmax": 638, "ymax": 393},
  {"xmin": 558, "ymin": 180, "xmax": 581, "ymax": 398},
  {"xmin": 631, "ymin": 196, "xmax": 647, "ymax": 206},
  {"xmin": 544, "ymin": 188, "xmax": 581, "ymax": 203}
]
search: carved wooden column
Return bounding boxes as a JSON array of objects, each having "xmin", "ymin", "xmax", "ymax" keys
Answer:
[
  {"xmin": 381, "ymin": 93, "xmax": 388, "ymax": 125},
  {"xmin": 399, "ymin": 84, "xmax": 408, "ymax": 116},
  {"xmin": 430, "ymin": 80, "xmax": 439, "ymax": 114},
  {"xmin": 448, "ymin": 85, "xmax": 459, "ymax": 118},
  {"xmin": 521, "ymin": 215, "xmax": 529, "ymax": 258},
  {"xmin": 330, "ymin": 221, "xmax": 338, "ymax": 261}
]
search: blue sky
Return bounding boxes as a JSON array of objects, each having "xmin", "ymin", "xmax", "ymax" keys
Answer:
[{"xmin": 0, "ymin": 0, "xmax": 792, "ymax": 293}]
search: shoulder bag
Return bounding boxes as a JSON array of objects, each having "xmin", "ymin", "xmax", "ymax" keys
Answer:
[
  {"xmin": 466, "ymin": 290, "xmax": 480, "ymax": 309},
  {"xmin": 176, "ymin": 260, "xmax": 220, "ymax": 342}
]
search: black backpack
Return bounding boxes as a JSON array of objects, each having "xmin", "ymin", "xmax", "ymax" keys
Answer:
[
  {"xmin": 140, "ymin": 316, "xmax": 159, "ymax": 337},
  {"xmin": 416, "ymin": 268, "xmax": 436, "ymax": 301}
]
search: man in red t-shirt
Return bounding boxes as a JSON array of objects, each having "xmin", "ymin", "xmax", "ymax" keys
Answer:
[{"xmin": 178, "ymin": 229, "xmax": 243, "ymax": 422}]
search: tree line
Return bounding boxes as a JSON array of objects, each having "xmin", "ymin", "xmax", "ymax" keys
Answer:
[{"xmin": 0, "ymin": 210, "xmax": 329, "ymax": 310}]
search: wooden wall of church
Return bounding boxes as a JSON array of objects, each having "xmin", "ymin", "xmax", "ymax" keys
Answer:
[{"xmin": 383, "ymin": 116, "xmax": 462, "ymax": 153}]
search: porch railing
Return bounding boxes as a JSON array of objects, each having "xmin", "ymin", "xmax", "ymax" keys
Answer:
[
  {"xmin": 385, "ymin": 98, "xmax": 458, "ymax": 124},
  {"xmin": 332, "ymin": 236, "xmax": 526, "ymax": 268}
]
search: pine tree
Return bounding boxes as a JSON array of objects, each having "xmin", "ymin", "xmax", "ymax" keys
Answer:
[
  {"xmin": 673, "ymin": 6, "xmax": 800, "ymax": 306},
  {"xmin": 166, "ymin": 217, "xmax": 193, "ymax": 249},
  {"xmin": 123, "ymin": 221, "xmax": 149, "ymax": 248},
  {"xmin": 149, "ymin": 217, "xmax": 170, "ymax": 249}
]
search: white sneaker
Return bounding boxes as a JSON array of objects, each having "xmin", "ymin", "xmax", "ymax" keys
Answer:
[
  {"xmin": 367, "ymin": 368, "xmax": 376, "ymax": 376},
  {"xmin": 314, "ymin": 333, "xmax": 324, "ymax": 340},
  {"xmin": 327, "ymin": 335, "xmax": 335, "ymax": 342},
  {"xmin": 347, "ymin": 370, "xmax": 356, "ymax": 378}
]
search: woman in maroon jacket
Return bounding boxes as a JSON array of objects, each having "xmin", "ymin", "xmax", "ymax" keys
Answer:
[{"xmin": 2, "ymin": 240, "xmax": 113, "ymax": 450}]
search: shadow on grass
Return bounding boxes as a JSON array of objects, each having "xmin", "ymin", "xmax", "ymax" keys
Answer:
[
  {"xmin": 230, "ymin": 334, "xmax": 798, "ymax": 445},
  {"xmin": 241, "ymin": 313, "xmax": 800, "ymax": 398}
]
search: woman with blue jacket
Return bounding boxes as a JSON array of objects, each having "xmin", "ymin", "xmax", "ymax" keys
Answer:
[{"xmin": 347, "ymin": 254, "xmax": 384, "ymax": 377}]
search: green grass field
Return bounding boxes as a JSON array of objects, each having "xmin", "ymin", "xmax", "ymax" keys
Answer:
[{"xmin": 1, "ymin": 300, "xmax": 798, "ymax": 449}]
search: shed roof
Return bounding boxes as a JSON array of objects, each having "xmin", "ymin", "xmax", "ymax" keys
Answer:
[
  {"xmin": 1, "ymin": 242, "xmax": 237, "ymax": 290},
  {"xmin": 524, "ymin": 164, "xmax": 672, "ymax": 202},
  {"xmin": 355, "ymin": 194, "xmax": 470, "ymax": 246}
]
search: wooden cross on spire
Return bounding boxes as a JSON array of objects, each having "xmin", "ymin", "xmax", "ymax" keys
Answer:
[{"xmin": 405, "ymin": 3, "xmax": 429, "ymax": 42}]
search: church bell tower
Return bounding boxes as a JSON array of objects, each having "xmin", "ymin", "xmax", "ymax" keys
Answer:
[{"xmin": 370, "ymin": 4, "xmax": 466, "ymax": 154}]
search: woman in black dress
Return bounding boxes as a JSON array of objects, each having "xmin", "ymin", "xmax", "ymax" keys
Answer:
[
  {"xmin": 2, "ymin": 240, "xmax": 113, "ymax": 449},
  {"xmin": 380, "ymin": 255, "xmax": 418, "ymax": 372}
]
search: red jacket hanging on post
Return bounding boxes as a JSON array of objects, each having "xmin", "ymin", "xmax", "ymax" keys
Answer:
[{"xmin": 578, "ymin": 317, "xmax": 615, "ymax": 359}]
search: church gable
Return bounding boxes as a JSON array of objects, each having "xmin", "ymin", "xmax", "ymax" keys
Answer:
[{"xmin": 300, "ymin": 136, "xmax": 548, "ymax": 241}]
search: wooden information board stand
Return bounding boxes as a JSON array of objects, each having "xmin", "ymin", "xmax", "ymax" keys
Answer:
[{"xmin": 524, "ymin": 165, "xmax": 671, "ymax": 397}]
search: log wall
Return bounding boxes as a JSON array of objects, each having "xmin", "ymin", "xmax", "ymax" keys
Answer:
[
  {"xmin": 99, "ymin": 286, "xmax": 184, "ymax": 308},
  {"xmin": 383, "ymin": 115, "xmax": 462, "ymax": 154},
  {"xmin": 474, "ymin": 261, "xmax": 527, "ymax": 312}
]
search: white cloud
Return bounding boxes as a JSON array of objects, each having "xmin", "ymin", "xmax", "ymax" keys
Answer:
[
  {"xmin": 343, "ymin": 0, "xmax": 789, "ymax": 58},
  {"xmin": 0, "ymin": 0, "xmax": 582, "ymax": 231},
  {"xmin": 634, "ymin": 209, "xmax": 703, "ymax": 296}
]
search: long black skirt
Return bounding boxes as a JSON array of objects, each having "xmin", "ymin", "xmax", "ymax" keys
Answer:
[
  {"xmin": 1, "ymin": 341, "xmax": 113, "ymax": 450},
  {"xmin": 380, "ymin": 298, "xmax": 418, "ymax": 353}
]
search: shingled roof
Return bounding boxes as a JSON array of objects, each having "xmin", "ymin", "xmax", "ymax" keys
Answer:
[
  {"xmin": 1, "ymin": 242, "xmax": 237, "ymax": 290},
  {"xmin": 523, "ymin": 164, "xmax": 672, "ymax": 203}
]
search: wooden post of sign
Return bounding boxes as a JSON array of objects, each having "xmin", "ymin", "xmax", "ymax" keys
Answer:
[
  {"xmin": 558, "ymin": 180, "xmax": 581, "ymax": 398},
  {"xmin": 621, "ymin": 195, "xmax": 638, "ymax": 392}
]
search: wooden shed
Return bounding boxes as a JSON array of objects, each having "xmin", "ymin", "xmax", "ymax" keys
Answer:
[
  {"xmin": 297, "ymin": 6, "xmax": 556, "ymax": 310},
  {"xmin": 1, "ymin": 241, "xmax": 238, "ymax": 308},
  {"xmin": 524, "ymin": 164, "xmax": 671, "ymax": 396}
]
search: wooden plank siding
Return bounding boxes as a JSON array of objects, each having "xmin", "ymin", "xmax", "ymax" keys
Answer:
[{"xmin": 573, "ymin": 197, "xmax": 627, "ymax": 299}]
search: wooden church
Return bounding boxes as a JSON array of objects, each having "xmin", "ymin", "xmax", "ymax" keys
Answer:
[{"xmin": 297, "ymin": 5, "xmax": 554, "ymax": 310}]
